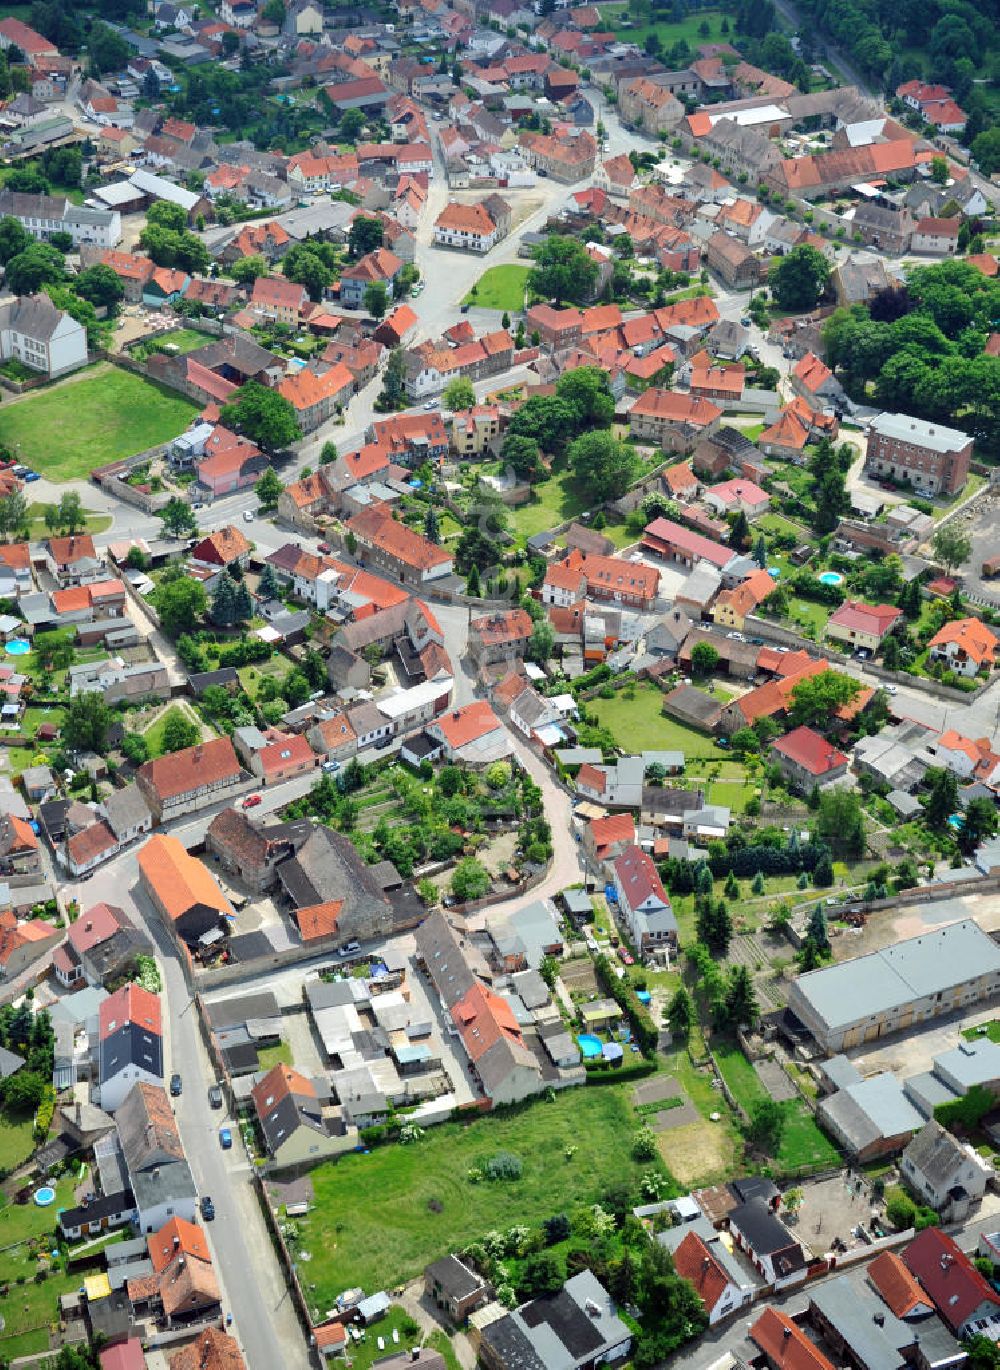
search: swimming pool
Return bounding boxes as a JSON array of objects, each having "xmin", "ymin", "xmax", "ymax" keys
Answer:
[
  {"xmin": 5, "ymin": 639, "xmax": 29, "ymax": 656},
  {"xmin": 577, "ymin": 1033, "xmax": 603, "ymax": 1059},
  {"xmin": 767, "ymin": 566, "xmax": 781, "ymax": 578},
  {"xmin": 819, "ymin": 571, "xmax": 844, "ymax": 587},
  {"xmin": 33, "ymin": 1186, "xmax": 55, "ymax": 1207}
]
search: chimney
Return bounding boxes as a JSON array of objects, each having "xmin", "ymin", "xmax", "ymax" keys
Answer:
[
  {"xmin": 874, "ymin": 1313, "xmax": 884, "ymax": 1327},
  {"xmin": 85, "ymin": 921, "xmax": 92, "ymax": 932},
  {"xmin": 783, "ymin": 1327, "xmax": 792, "ymax": 1340},
  {"xmin": 173, "ymin": 1235, "xmax": 180, "ymax": 1249}
]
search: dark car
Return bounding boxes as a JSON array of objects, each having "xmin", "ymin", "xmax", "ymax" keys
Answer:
[
  {"xmin": 170, "ymin": 1073, "xmax": 182, "ymax": 1097},
  {"xmin": 201, "ymin": 1196, "xmax": 215, "ymax": 1221},
  {"xmin": 219, "ymin": 1126, "xmax": 233, "ymax": 1150},
  {"xmin": 208, "ymin": 1085, "xmax": 223, "ymax": 1109}
]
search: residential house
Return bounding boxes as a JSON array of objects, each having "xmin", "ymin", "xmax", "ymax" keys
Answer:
[
  {"xmin": 702, "ymin": 478, "xmax": 768, "ymax": 520},
  {"xmin": 276, "ymin": 824, "xmax": 393, "ymax": 944},
  {"xmin": 791, "ymin": 352, "xmax": 844, "ymax": 407},
  {"xmin": 900, "ymin": 1119, "xmax": 990, "ymax": 1221},
  {"xmin": 116, "ymin": 1082, "xmax": 198, "ymax": 1233},
  {"xmin": 750, "ymin": 1307, "xmax": 833, "ymax": 1370},
  {"xmin": 58, "ymin": 902, "xmax": 152, "ymax": 990},
  {"xmin": 630, "ymin": 388, "xmax": 722, "ymax": 451},
  {"xmin": 339, "ymin": 248, "xmax": 403, "ymax": 309},
  {"xmin": 0, "ymin": 913, "xmax": 60, "ymax": 979},
  {"xmin": 0, "ymin": 294, "xmax": 88, "ymax": 379},
  {"xmin": 584, "ymin": 812, "xmax": 635, "ymax": 866},
  {"xmin": 865, "ymin": 412, "xmax": 973, "ymax": 496},
  {"xmin": 205, "ymin": 808, "xmax": 310, "ymax": 894},
  {"xmin": 671, "ymin": 1226, "xmax": 756, "ymax": 1325},
  {"xmin": 904, "ymin": 1228, "xmax": 1000, "ymax": 1339},
  {"xmin": 619, "ymin": 77, "xmax": 683, "ymax": 136},
  {"xmin": 770, "ymin": 726, "xmax": 848, "ymax": 791},
  {"xmin": 277, "ymin": 362, "xmax": 355, "ymax": 435},
  {"xmin": 826, "ymin": 599, "xmax": 902, "ymax": 654},
  {"xmin": 425, "ymin": 701, "xmax": 510, "ymax": 766},
  {"xmin": 250, "ymin": 276, "xmax": 307, "ymax": 326},
  {"xmin": 928, "ymin": 618, "xmax": 999, "ymax": 678},
  {"xmin": 468, "ymin": 609, "xmax": 534, "ymax": 668},
  {"xmin": 433, "ymin": 197, "xmax": 510, "ymax": 252},
  {"xmin": 424, "ymin": 1255, "xmax": 488, "ymax": 1324},
  {"xmin": 711, "ymin": 568, "xmax": 776, "ymax": 630},
  {"xmin": 560, "ymin": 548, "xmax": 660, "ymax": 610},
  {"xmin": 851, "ymin": 203, "xmax": 914, "ymax": 254},
  {"xmin": 0, "ymin": 813, "xmax": 40, "ymax": 878},
  {"xmin": 137, "ymin": 833, "xmax": 235, "ymax": 948},
  {"xmin": 641, "ymin": 517, "xmax": 734, "ymax": 572},
  {"xmin": 251, "ymin": 1063, "xmax": 356, "ymax": 1168},
  {"xmin": 45, "ymin": 535, "xmax": 103, "ymax": 587},
  {"xmin": 98, "ymin": 984, "xmax": 163, "ymax": 1112},
  {"xmin": 518, "ymin": 127, "xmax": 597, "ymax": 182},
  {"xmin": 170, "ymin": 1330, "xmax": 247, "ymax": 1370},
  {"xmin": 729, "ymin": 1199, "xmax": 806, "ymax": 1289},
  {"xmin": 135, "ymin": 1216, "xmax": 221, "ymax": 1328},
  {"xmin": 705, "ymin": 231, "xmax": 759, "ymax": 288},
  {"xmin": 346, "ymin": 506, "xmax": 453, "ymax": 585},
  {"xmin": 478, "ymin": 1272, "xmax": 630, "ymax": 1370},
  {"xmin": 613, "ymin": 845, "xmax": 677, "ymax": 957},
  {"xmin": 136, "ymin": 737, "xmax": 244, "ymax": 822}
]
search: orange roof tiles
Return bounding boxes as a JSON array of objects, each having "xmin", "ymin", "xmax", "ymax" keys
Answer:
[
  {"xmin": 346, "ymin": 505, "xmax": 451, "ymax": 574},
  {"xmin": 928, "ymin": 616, "xmax": 999, "ymax": 667},
  {"xmin": 631, "ymin": 388, "xmax": 722, "ymax": 427},
  {"xmin": 137, "ymin": 833, "xmax": 235, "ymax": 923},
  {"xmin": 295, "ymin": 900, "xmax": 344, "ymax": 942},
  {"xmin": 673, "ymin": 1230, "xmax": 731, "ymax": 1314},
  {"xmin": 867, "ymin": 1249, "xmax": 932, "ymax": 1319},
  {"xmin": 148, "ymin": 1217, "xmax": 211, "ymax": 1273},
  {"xmin": 278, "ymin": 362, "xmax": 354, "ymax": 412},
  {"xmin": 433, "ymin": 701, "xmax": 501, "ymax": 749},
  {"xmin": 99, "ymin": 982, "xmax": 162, "ymax": 1043},
  {"xmin": 750, "ymin": 1308, "xmax": 835, "ymax": 1370}
]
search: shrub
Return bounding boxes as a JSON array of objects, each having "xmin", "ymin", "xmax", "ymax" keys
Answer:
[{"xmin": 483, "ymin": 1151, "xmax": 523, "ymax": 1181}]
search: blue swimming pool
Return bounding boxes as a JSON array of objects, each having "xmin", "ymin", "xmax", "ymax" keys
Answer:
[
  {"xmin": 819, "ymin": 571, "xmax": 844, "ymax": 587},
  {"xmin": 34, "ymin": 1187, "xmax": 55, "ymax": 1207},
  {"xmin": 577, "ymin": 1033, "xmax": 603, "ymax": 1059},
  {"xmin": 948, "ymin": 812, "xmax": 964, "ymax": 830},
  {"xmin": 5, "ymin": 639, "xmax": 29, "ymax": 656},
  {"xmin": 767, "ymin": 566, "xmax": 781, "ymax": 578}
]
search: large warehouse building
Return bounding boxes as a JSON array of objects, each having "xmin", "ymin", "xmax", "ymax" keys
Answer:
[{"xmin": 786, "ymin": 920, "xmax": 1000, "ymax": 1054}]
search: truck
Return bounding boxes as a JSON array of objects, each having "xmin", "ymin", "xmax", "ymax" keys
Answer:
[{"xmin": 982, "ymin": 555, "xmax": 1000, "ymax": 579}]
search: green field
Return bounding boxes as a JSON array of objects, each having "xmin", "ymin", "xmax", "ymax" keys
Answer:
[
  {"xmin": 0, "ymin": 1105, "xmax": 34, "ymax": 1170},
  {"xmin": 602, "ymin": 4, "xmax": 735, "ymax": 50},
  {"xmin": 0, "ymin": 364, "xmax": 200, "ymax": 481},
  {"xmin": 257, "ymin": 1040, "xmax": 293, "ymax": 1072},
  {"xmin": 24, "ymin": 503, "xmax": 112, "ymax": 541},
  {"xmin": 508, "ymin": 468, "xmax": 590, "ymax": 541},
  {"xmin": 462, "ymin": 264, "xmax": 531, "ymax": 312},
  {"xmin": 713, "ymin": 1044, "xmax": 841, "ymax": 1174},
  {"xmin": 0, "ymin": 1174, "xmax": 81, "ymax": 1361},
  {"xmin": 293, "ymin": 1080, "xmax": 670, "ymax": 1309},
  {"xmin": 588, "ymin": 681, "xmax": 731, "ymax": 757},
  {"xmin": 141, "ymin": 704, "xmax": 205, "ymax": 757}
]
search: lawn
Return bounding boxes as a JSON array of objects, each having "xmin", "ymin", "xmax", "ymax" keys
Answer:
[
  {"xmin": 602, "ymin": 5, "xmax": 736, "ymax": 49},
  {"xmin": 963, "ymin": 1021, "xmax": 1000, "ymax": 1043},
  {"xmin": 0, "ymin": 364, "xmax": 200, "ymax": 481},
  {"xmin": 713, "ymin": 1044, "xmax": 841, "ymax": 1174},
  {"xmin": 151, "ymin": 328, "xmax": 211, "ymax": 355},
  {"xmin": 588, "ymin": 682, "xmax": 730, "ymax": 757},
  {"xmin": 462, "ymin": 264, "xmax": 531, "ymax": 312},
  {"xmin": 0, "ymin": 1104, "xmax": 34, "ymax": 1170},
  {"xmin": 141, "ymin": 703, "xmax": 205, "ymax": 757},
  {"xmin": 293, "ymin": 1080, "xmax": 670, "ymax": 1308},
  {"xmin": 258, "ymin": 1040, "xmax": 293, "ymax": 1072},
  {"xmin": 508, "ymin": 469, "xmax": 590, "ymax": 542},
  {"xmin": 785, "ymin": 597, "xmax": 830, "ymax": 637},
  {"xmin": 237, "ymin": 656, "xmax": 290, "ymax": 701},
  {"xmin": 0, "ymin": 1173, "xmax": 82, "ymax": 1361},
  {"xmin": 24, "ymin": 503, "xmax": 112, "ymax": 540}
]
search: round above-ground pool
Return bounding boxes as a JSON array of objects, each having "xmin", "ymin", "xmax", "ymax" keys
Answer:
[
  {"xmin": 5, "ymin": 638, "xmax": 29, "ymax": 656},
  {"xmin": 33, "ymin": 1187, "xmax": 55, "ymax": 1207},
  {"xmin": 819, "ymin": 571, "xmax": 844, "ymax": 587},
  {"xmin": 577, "ymin": 1033, "xmax": 603, "ymax": 1059},
  {"xmin": 767, "ymin": 566, "xmax": 781, "ymax": 578}
]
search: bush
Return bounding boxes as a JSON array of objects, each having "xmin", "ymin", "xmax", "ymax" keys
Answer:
[{"xmin": 483, "ymin": 1151, "xmax": 523, "ymax": 1181}]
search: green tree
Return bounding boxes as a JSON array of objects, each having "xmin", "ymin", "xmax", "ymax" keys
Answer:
[
  {"xmin": 960, "ymin": 797, "xmax": 999, "ymax": 855},
  {"xmin": 258, "ymin": 561, "xmax": 280, "ymax": 599},
  {"xmin": 442, "ymin": 376, "xmax": 476, "ymax": 411},
  {"xmin": 527, "ymin": 618, "xmax": 554, "ymax": 664},
  {"xmin": 517, "ymin": 1250, "xmax": 565, "ymax": 1300},
  {"xmin": 925, "ymin": 767, "xmax": 960, "ymax": 830},
  {"xmin": 501, "ymin": 434, "xmax": 543, "ymax": 482},
  {"xmin": 364, "ymin": 281, "xmax": 389, "ymax": 319},
  {"xmin": 210, "ymin": 575, "xmax": 239, "ymax": 627},
  {"xmin": 72, "ymin": 264, "xmax": 124, "ymax": 312},
  {"xmin": 729, "ymin": 509, "xmax": 751, "ymax": 551},
  {"xmin": 556, "ymin": 365, "xmax": 616, "ymax": 427},
  {"xmin": 5, "ymin": 242, "xmax": 64, "ymax": 294},
  {"xmin": 965, "ymin": 1335, "xmax": 1000, "ymax": 1370},
  {"xmin": 452, "ymin": 856, "xmax": 490, "ymax": 901},
  {"xmin": 56, "ymin": 491, "xmax": 85, "ymax": 534},
  {"xmin": 63, "ymin": 693, "xmax": 113, "ymax": 755},
  {"xmin": 769, "ymin": 243, "xmax": 830, "ymax": 311},
  {"xmin": 747, "ymin": 1098, "xmax": 785, "ymax": 1154},
  {"xmin": 807, "ymin": 904, "xmax": 831, "ymax": 955},
  {"xmin": 932, "ymin": 523, "xmax": 972, "ymax": 574},
  {"xmin": 159, "ymin": 497, "xmax": 197, "ymax": 539},
  {"xmin": 0, "ymin": 491, "xmax": 28, "ymax": 541},
  {"xmin": 567, "ymin": 430, "xmax": 640, "ymax": 502},
  {"xmin": 88, "ymin": 20, "xmax": 129, "ymax": 74},
  {"xmin": 690, "ymin": 641, "xmax": 720, "ymax": 678},
  {"xmin": 339, "ymin": 107, "xmax": 366, "ymax": 142},
  {"xmin": 146, "ymin": 201, "xmax": 188, "ymax": 232},
  {"xmin": 812, "ymin": 851, "xmax": 834, "ymax": 887},
  {"xmin": 424, "ymin": 505, "xmax": 440, "ymax": 543},
  {"xmin": 0, "ymin": 215, "xmax": 30, "ymax": 266},
  {"xmin": 222, "ymin": 383, "xmax": 300, "ymax": 452},
  {"xmin": 971, "ymin": 127, "xmax": 1000, "ymax": 176},
  {"xmin": 816, "ymin": 789, "xmax": 866, "ymax": 859},
  {"xmin": 348, "ymin": 215, "xmax": 384, "ymax": 259},
  {"xmin": 528, "ymin": 235, "xmax": 599, "ymax": 304},
  {"xmin": 789, "ymin": 670, "xmax": 860, "ymax": 727},
  {"xmin": 155, "ymin": 578, "xmax": 207, "ymax": 639},
  {"xmin": 725, "ymin": 964, "xmax": 759, "ymax": 1026},
  {"xmin": 667, "ymin": 985, "xmax": 692, "ymax": 1039},
  {"xmin": 161, "ymin": 711, "xmax": 199, "ymax": 753},
  {"xmin": 255, "ymin": 467, "xmax": 284, "ymax": 510},
  {"xmin": 282, "ymin": 242, "xmax": 336, "ymax": 300},
  {"xmin": 121, "ymin": 732, "xmax": 149, "ymax": 765},
  {"xmin": 230, "ymin": 254, "xmax": 268, "ymax": 285}
]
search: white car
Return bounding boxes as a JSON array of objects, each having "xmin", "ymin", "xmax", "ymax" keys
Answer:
[
  {"xmin": 884, "ymin": 684, "xmax": 897, "ymax": 695},
  {"xmin": 424, "ymin": 399, "xmax": 438, "ymax": 410},
  {"xmin": 243, "ymin": 510, "xmax": 255, "ymax": 522}
]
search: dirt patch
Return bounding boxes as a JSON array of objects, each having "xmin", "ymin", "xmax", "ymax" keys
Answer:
[
  {"xmin": 659, "ymin": 1119, "xmax": 741, "ymax": 1187},
  {"xmin": 560, "ymin": 956, "xmax": 600, "ymax": 997},
  {"xmin": 633, "ymin": 1077, "xmax": 683, "ymax": 1108}
]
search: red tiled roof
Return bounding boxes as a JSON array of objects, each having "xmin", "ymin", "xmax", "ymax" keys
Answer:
[
  {"xmin": 631, "ymin": 387, "xmax": 722, "ymax": 427},
  {"xmin": 346, "ymin": 506, "xmax": 451, "ymax": 574},
  {"xmin": 68, "ymin": 903, "xmax": 124, "ymax": 955},
  {"xmin": 750, "ymin": 1307, "xmax": 835, "ymax": 1370},
  {"xmin": 99, "ymin": 982, "xmax": 161, "ymax": 1042},
  {"xmin": 867, "ymin": 1250, "xmax": 931, "ymax": 1319},
  {"xmin": 613, "ymin": 844, "xmax": 669, "ymax": 910},
  {"xmin": 793, "ymin": 351, "xmax": 832, "ymax": 392},
  {"xmin": 904, "ymin": 1228, "xmax": 1000, "ymax": 1333},
  {"xmin": 433, "ymin": 701, "xmax": 501, "ymax": 749},
  {"xmin": 827, "ymin": 600, "xmax": 902, "ymax": 637},
  {"xmin": 928, "ymin": 616, "xmax": 999, "ymax": 666},
  {"xmin": 673, "ymin": 1230, "xmax": 731, "ymax": 1314},
  {"xmin": 772, "ymin": 725, "xmax": 847, "ymax": 776},
  {"xmin": 588, "ymin": 811, "xmax": 634, "ymax": 852},
  {"xmin": 295, "ymin": 900, "xmax": 343, "ymax": 941},
  {"xmin": 148, "ymin": 1217, "xmax": 211, "ymax": 1273}
]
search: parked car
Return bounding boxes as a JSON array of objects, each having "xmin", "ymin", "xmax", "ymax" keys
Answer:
[
  {"xmin": 219, "ymin": 1126, "xmax": 233, "ymax": 1150},
  {"xmin": 424, "ymin": 399, "xmax": 438, "ymax": 410},
  {"xmin": 242, "ymin": 793, "xmax": 262, "ymax": 809},
  {"xmin": 322, "ymin": 759, "xmax": 341, "ymax": 773},
  {"xmin": 885, "ymin": 683, "xmax": 897, "ymax": 695},
  {"xmin": 374, "ymin": 736, "xmax": 393, "ymax": 749},
  {"xmin": 23, "ymin": 470, "xmax": 39, "ymax": 482},
  {"xmin": 170, "ymin": 1073, "xmax": 182, "ymax": 1097},
  {"xmin": 208, "ymin": 1085, "xmax": 223, "ymax": 1109},
  {"xmin": 201, "ymin": 1196, "xmax": 215, "ymax": 1221},
  {"xmin": 243, "ymin": 510, "xmax": 254, "ymax": 522},
  {"xmin": 317, "ymin": 541, "xmax": 331, "ymax": 554}
]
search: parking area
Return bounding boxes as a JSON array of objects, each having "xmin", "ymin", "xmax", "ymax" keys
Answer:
[
  {"xmin": 942, "ymin": 489, "xmax": 1000, "ymax": 605},
  {"xmin": 849, "ymin": 1002, "xmax": 1000, "ymax": 1079}
]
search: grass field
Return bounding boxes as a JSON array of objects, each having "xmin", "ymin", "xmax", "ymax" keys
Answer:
[
  {"xmin": 0, "ymin": 1105, "xmax": 34, "ymax": 1170},
  {"xmin": 0, "ymin": 1174, "xmax": 80, "ymax": 1361},
  {"xmin": 509, "ymin": 469, "xmax": 590, "ymax": 541},
  {"xmin": 24, "ymin": 503, "xmax": 112, "ymax": 541},
  {"xmin": 602, "ymin": 4, "xmax": 735, "ymax": 50},
  {"xmin": 964, "ymin": 1021, "xmax": 1000, "ymax": 1043},
  {"xmin": 588, "ymin": 682, "xmax": 730, "ymax": 757},
  {"xmin": 293, "ymin": 1081, "xmax": 671, "ymax": 1309},
  {"xmin": 0, "ymin": 364, "xmax": 200, "ymax": 481},
  {"xmin": 786, "ymin": 597, "xmax": 830, "ymax": 636},
  {"xmin": 153, "ymin": 328, "xmax": 212, "ymax": 354},
  {"xmin": 258, "ymin": 1041, "xmax": 293, "ymax": 1072},
  {"xmin": 713, "ymin": 1044, "xmax": 841, "ymax": 1174},
  {"xmin": 141, "ymin": 703, "xmax": 205, "ymax": 757},
  {"xmin": 462, "ymin": 264, "xmax": 531, "ymax": 312}
]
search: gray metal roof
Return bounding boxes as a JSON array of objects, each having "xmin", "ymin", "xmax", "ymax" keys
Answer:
[
  {"xmin": 933, "ymin": 1038, "xmax": 1000, "ymax": 1092},
  {"xmin": 820, "ymin": 1075, "xmax": 924, "ymax": 1152},
  {"xmin": 869, "ymin": 411, "xmax": 970, "ymax": 454},
  {"xmin": 809, "ymin": 1273, "xmax": 912, "ymax": 1370},
  {"xmin": 794, "ymin": 920, "xmax": 1000, "ymax": 1034}
]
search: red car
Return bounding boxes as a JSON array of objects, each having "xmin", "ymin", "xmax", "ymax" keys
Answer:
[
  {"xmin": 242, "ymin": 793, "xmax": 262, "ymax": 809},
  {"xmin": 317, "ymin": 541, "xmax": 331, "ymax": 554},
  {"xmin": 617, "ymin": 947, "xmax": 634, "ymax": 965}
]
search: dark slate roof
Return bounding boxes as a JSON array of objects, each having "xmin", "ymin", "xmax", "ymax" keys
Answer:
[{"xmin": 60, "ymin": 1189, "xmax": 135, "ymax": 1230}]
